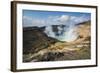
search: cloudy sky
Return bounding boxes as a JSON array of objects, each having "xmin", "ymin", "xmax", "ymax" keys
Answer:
[{"xmin": 22, "ymin": 10, "xmax": 91, "ymax": 27}]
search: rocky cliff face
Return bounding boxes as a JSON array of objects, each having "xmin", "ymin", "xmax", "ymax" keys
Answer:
[
  {"xmin": 23, "ymin": 21, "xmax": 91, "ymax": 62},
  {"xmin": 23, "ymin": 27, "xmax": 59, "ymax": 54}
]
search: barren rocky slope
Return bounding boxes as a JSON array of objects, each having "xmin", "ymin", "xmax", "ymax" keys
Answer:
[{"xmin": 23, "ymin": 21, "xmax": 91, "ymax": 62}]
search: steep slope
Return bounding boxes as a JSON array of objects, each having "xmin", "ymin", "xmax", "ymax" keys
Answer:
[{"xmin": 23, "ymin": 27, "xmax": 61, "ymax": 62}]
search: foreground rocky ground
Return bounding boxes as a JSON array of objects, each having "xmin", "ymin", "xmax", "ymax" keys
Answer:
[{"xmin": 23, "ymin": 21, "xmax": 91, "ymax": 62}]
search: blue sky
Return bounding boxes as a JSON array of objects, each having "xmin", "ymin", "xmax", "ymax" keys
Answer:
[{"xmin": 23, "ymin": 10, "xmax": 91, "ymax": 27}]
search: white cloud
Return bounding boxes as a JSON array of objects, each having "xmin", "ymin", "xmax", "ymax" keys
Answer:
[
  {"xmin": 70, "ymin": 15, "xmax": 90, "ymax": 24},
  {"xmin": 23, "ymin": 14, "xmax": 90, "ymax": 27},
  {"xmin": 23, "ymin": 16, "xmax": 46, "ymax": 27},
  {"xmin": 23, "ymin": 16, "xmax": 33, "ymax": 27},
  {"xmin": 47, "ymin": 15, "xmax": 70, "ymax": 26},
  {"xmin": 32, "ymin": 19, "xmax": 46, "ymax": 27},
  {"xmin": 59, "ymin": 15, "xmax": 70, "ymax": 22}
]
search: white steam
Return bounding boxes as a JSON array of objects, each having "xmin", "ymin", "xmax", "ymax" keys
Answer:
[
  {"xmin": 44, "ymin": 15, "xmax": 79, "ymax": 42},
  {"xmin": 44, "ymin": 26, "xmax": 55, "ymax": 38},
  {"xmin": 23, "ymin": 15, "xmax": 90, "ymax": 42},
  {"xmin": 44, "ymin": 25, "xmax": 78, "ymax": 42},
  {"xmin": 60, "ymin": 26, "xmax": 78, "ymax": 42}
]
